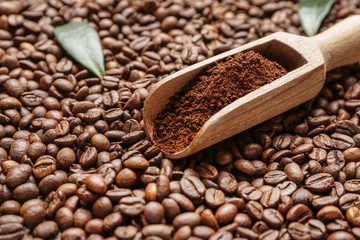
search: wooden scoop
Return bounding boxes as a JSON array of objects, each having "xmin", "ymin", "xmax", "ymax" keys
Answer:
[{"xmin": 144, "ymin": 15, "xmax": 360, "ymax": 159}]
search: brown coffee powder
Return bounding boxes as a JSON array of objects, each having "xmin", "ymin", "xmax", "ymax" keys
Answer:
[{"xmin": 153, "ymin": 50, "xmax": 287, "ymax": 153}]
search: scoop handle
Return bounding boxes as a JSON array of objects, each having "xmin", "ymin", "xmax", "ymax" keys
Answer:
[{"xmin": 312, "ymin": 15, "xmax": 360, "ymax": 71}]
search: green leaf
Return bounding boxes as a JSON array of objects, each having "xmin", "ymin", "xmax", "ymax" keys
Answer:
[
  {"xmin": 54, "ymin": 22, "xmax": 105, "ymax": 77},
  {"xmin": 298, "ymin": 0, "xmax": 335, "ymax": 36}
]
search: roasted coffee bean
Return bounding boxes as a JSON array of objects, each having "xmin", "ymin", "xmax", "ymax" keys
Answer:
[
  {"xmin": 286, "ymin": 204, "xmax": 313, "ymax": 223},
  {"xmin": 327, "ymin": 231, "xmax": 356, "ymax": 240},
  {"xmin": 304, "ymin": 173, "xmax": 334, "ymax": 192},
  {"xmin": 205, "ymin": 188, "xmax": 225, "ymax": 208},
  {"xmin": 61, "ymin": 228, "xmax": 86, "ymax": 240},
  {"xmin": 347, "ymin": 206, "xmax": 360, "ymax": 226},
  {"xmin": 20, "ymin": 199, "xmax": 45, "ymax": 229},
  {"xmin": 13, "ymin": 183, "xmax": 39, "ymax": 202},
  {"xmin": 284, "ymin": 163, "xmax": 303, "ymax": 185},
  {"xmin": 339, "ymin": 193, "xmax": 360, "ymax": 212},
  {"xmin": 288, "ymin": 222, "xmax": 310, "ymax": 240},
  {"xmin": 264, "ymin": 170, "xmax": 287, "ymax": 185},
  {"xmin": 33, "ymin": 221, "xmax": 58, "ymax": 239},
  {"xmin": 55, "ymin": 207, "xmax": 74, "ymax": 230},
  {"xmin": 237, "ymin": 226, "xmax": 259, "ymax": 240},
  {"xmin": 217, "ymin": 171, "xmax": 237, "ymax": 195},
  {"xmin": 259, "ymin": 229, "xmax": 279, "ymax": 240},
  {"xmin": 173, "ymin": 212, "xmax": 201, "ymax": 229},
  {"xmin": 215, "ymin": 203, "xmax": 237, "ymax": 225},
  {"xmin": 0, "ymin": 214, "xmax": 24, "ymax": 240},
  {"xmin": 306, "ymin": 219, "xmax": 326, "ymax": 240},
  {"xmin": 276, "ymin": 181, "xmax": 297, "ymax": 196},
  {"xmin": 234, "ymin": 159, "xmax": 256, "ymax": 175},
  {"xmin": 260, "ymin": 187, "xmax": 280, "ymax": 208},
  {"xmin": 262, "ymin": 208, "xmax": 284, "ymax": 229},
  {"xmin": 246, "ymin": 200, "xmax": 264, "ymax": 220},
  {"xmin": 179, "ymin": 175, "xmax": 205, "ymax": 200},
  {"xmin": 196, "ymin": 162, "xmax": 218, "ymax": 180},
  {"xmin": 317, "ymin": 205, "xmax": 343, "ymax": 222},
  {"xmin": 0, "ymin": 200, "xmax": 21, "ymax": 215},
  {"xmin": 142, "ymin": 224, "xmax": 174, "ymax": 240},
  {"xmin": 119, "ymin": 196, "xmax": 145, "ymax": 217},
  {"xmin": 144, "ymin": 201, "xmax": 164, "ymax": 224},
  {"xmin": 169, "ymin": 193, "xmax": 194, "ymax": 212},
  {"xmin": 312, "ymin": 196, "xmax": 338, "ymax": 210},
  {"xmin": 84, "ymin": 174, "xmax": 107, "ymax": 195},
  {"xmin": 73, "ymin": 208, "xmax": 92, "ymax": 228},
  {"xmin": 33, "ymin": 155, "xmax": 56, "ymax": 179},
  {"xmin": 5, "ymin": 164, "xmax": 31, "ymax": 188},
  {"xmin": 345, "ymin": 179, "xmax": 360, "ymax": 193},
  {"xmin": 103, "ymin": 212, "xmax": 123, "ymax": 232}
]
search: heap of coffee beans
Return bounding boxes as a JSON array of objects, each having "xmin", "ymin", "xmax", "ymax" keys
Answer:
[{"xmin": 0, "ymin": 0, "xmax": 360, "ymax": 239}]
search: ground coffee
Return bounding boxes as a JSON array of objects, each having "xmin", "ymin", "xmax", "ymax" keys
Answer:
[{"xmin": 153, "ymin": 50, "xmax": 288, "ymax": 153}]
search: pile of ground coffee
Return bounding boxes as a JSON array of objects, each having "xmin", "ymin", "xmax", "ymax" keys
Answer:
[{"xmin": 153, "ymin": 50, "xmax": 287, "ymax": 153}]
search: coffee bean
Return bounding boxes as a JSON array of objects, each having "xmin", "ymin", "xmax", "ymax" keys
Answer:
[
  {"xmin": 0, "ymin": 200, "xmax": 21, "ymax": 215},
  {"xmin": 327, "ymin": 150, "xmax": 346, "ymax": 168},
  {"xmin": 196, "ymin": 162, "xmax": 218, "ymax": 180},
  {"xmin": 313, "ymin": 133, "xmax": 334, "ymax": 149},
  {"xmin": 262, "ymin": 208, "xmax": 284, "ymax": 228},
  {"xmin": 292, "ymin": 188, "xmax": 313, "ymax": 205},
  {"xmin": 79, "ymin": 147, "xmax": 98, "ymax": 167},
  {"xmin": 144, "ymin": 201, "xmax": 164, "ymax": 224},
  {"xmin": 242, "ymin": 186, "xmax": 262, "ymax": 201},
  {"xmin": 347, "ymin": 206, "xmax": 360, "ymax": 226},
  {"xmin": 276, "ymin": 181, "xmax": 297, "ymax": 196},
  {"xmin": 13, "ymin": 183, "xmax": 39, "ymax": 202},
  {"xmin": 312, "ymin": 196, "xmax": 338, "ymax": 210},
  {"xmin": 284, "ymin": 163, "xmax": 303, "ymax": 185},
  {"xmin": 180, "ymin": 176, "xmax": 205, "ymax": 200},
  {"xmin": 169, "ymin": 193, "xmax": 195, "ymax": 212},
  {"xmin": 327, "ymin": 231, "xmax": 356, "ymax": 240},
  {"xmin": 173, "ymin": 212, "xmax": 201, "ymax": 229},
  {"xmin": 215, "ymin": 203, "xmax": 237, "ymax": 225},
  {"xmin": 288, "ymin": 222, "xmax": 310, "ymax": 240},
  {"xmin": 304, "ymin": 173, "xmax": 334, "ymax": 193},
  {"xmin": 345, "ymin": 179, "xmax": 360, "ymax": 193},
  {"xmin": 119, "ymin": 196, "xmax": 145, "ymax": 217},
  {"xmin": 234, "ymin": 159, "xmax": 256, "ymax": 175},
  {"xmin": 157, "ymin": 175, "xmax": 170, "ymax": 201},
  {"xmin": 264, "ymin": 170, "xmax": 287, "ymax": 185},
  {"xmin": 306, "ymin": 219, "xmax": 326, "ymax": 240},
  {"xmin": 20, "ymin": 199, "xmax": 45, "ymax": 229},
  {"xmin": 33, "ymin": 221, "xmax": 58, "ymax": 239},
  {"xmin": 55, "ymin": 207, "xmax": 73, "ymax": 230},
  {"xmin": 237, "ymin": 226, "xmax": 259, "ymax": 240},
  {"xmin": 246, "ymin": 200, "xmax": 264, "ymax": 220},
  {"xmin": 73, "ymin": 208, "xmax": 92, "ymax": 228},
  {"xmin": 205, "ymin": 188, "xmax": 225, "ymax": 208},
  {"xmin": 61, "ymin": 228, "xmax": 86, "ymax": 240},
  {"xmin": 116, "ymin": 168, "xmax": 136, "ymax": 188},
  {"xmin": 260, "ymin": 187, "xmax": 280, "ymax": 208},
  {"xmin": 259, "ymin": 229, "xmax": 279, "ymax": 240},
  {"xmin": 5, "ymin": 164, "xmax": 31, "ymax": 188},
  {"xmin": 339, "ymin": 193, "xmax": 360, "ymax": 212},
  {"xmin": 92, "ymin": 196, "xmax": 112, "ymax": 218},
  {"xmin": 103, "ymin": 212, "xmax": 123, "ymax": 232},
  {"xmin": 123, "ymin": 156, "xmax": 149, "ymax": 170},
  {"xmin": 286, "ymin": 204, "xmax": 313, "ymax": 223},
  {"xmin": 33, "ymin": 155, "xmax": 56, "ymax": 179},
  {"xmin": 317, "ymin": 205, "xmax": 343, "ymax": 222},
  {"xmin": 84, "ymin": 174, "xmax": 107, "ymax": 195}
]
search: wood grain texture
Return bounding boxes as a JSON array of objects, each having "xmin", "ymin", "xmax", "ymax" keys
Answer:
[
  {"xmin": 312, "ymin": 15, "xmax": 360, "ymax": 71},
  {"xmin": 144, "ymin": 15, "xmax": 360, "ymax": 159}
]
